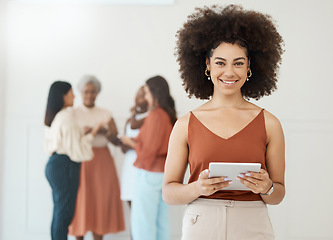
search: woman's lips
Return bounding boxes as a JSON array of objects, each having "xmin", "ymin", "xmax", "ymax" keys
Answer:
[{"xmin": 220, "ymin": 79, "xmax": 239, "ymax": 85}]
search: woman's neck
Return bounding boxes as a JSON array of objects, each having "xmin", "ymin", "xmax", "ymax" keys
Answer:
[
  {"xmin": 210, "ymin": 93, "xmax": 245, "ymax": 109},
  {"xmin": 84, "ymin": 104, "xmax": 95, "ymax": 108},
  {"xmin": 149, "ymin": 101, "xmax": 159, "ymax": 111}
]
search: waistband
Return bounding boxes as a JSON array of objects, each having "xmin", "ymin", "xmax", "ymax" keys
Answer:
[
  {"xmin": 51, "ymin": 152, "xmax": 69, "ymax": 158},
  {"xmin": 189, "ymin": 198, "xmax": 266, "ymax": 208}
]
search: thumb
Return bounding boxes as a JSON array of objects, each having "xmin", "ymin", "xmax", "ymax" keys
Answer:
[{"xmin": 199, "ymin": 169, "xmax": 210, "ymax": 179}]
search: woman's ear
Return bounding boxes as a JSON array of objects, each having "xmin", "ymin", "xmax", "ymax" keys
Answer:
[{"xmin": 205, "ymin": 58, "xmax": 210, "ymax": 70}]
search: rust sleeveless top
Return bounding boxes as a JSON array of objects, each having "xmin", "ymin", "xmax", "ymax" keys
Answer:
[{"xmin": 188, "ymin": 109, "xmax": 267, "ymax": 201}]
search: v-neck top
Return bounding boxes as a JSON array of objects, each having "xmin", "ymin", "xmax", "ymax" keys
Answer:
[{"xmin": 188, "ymin": 109, "xmax": 267, "ymax": 201}]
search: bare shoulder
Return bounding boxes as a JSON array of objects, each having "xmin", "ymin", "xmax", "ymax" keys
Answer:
[
  {"xmin": 263, "ymin": 109, "xmax": 282, "ymax": 129},
  {"xmin": 173, "ymin": 112, "xmax": 191, "ymax": 131},
  {"xmin": 243, "ymin": 102, "xmax": 264, "ymax": 117},
  {"xmin": 169, "ymin": 112, "xmax": 194, "ymax": 144},
  {"xmin": 263, "ymin": 109, "xmax": 284, "ymax": 143}
]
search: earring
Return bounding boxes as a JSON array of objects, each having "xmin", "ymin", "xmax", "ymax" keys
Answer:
[
  {"xmin": 205, "ymin": 69, "xmax": 211, "ymax": 81},
  {"xmin": 247, "ymin": 69, "xmax": 252, "ymax": 81}
]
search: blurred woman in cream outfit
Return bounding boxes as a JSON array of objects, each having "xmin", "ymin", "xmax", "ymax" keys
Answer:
[
  {"xmin": 68, "ymin": 75, "xmax": 125, "ymax": 240},
  {"xmin": 44, "ymin": 81, "xmax": 104, "ymax": 240}
]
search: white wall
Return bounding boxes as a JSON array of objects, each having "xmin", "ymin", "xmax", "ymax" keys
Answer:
[
  {"xmin": 1, "ymin": 0, "xmax": 333, "ymax": 239},
  {"xmin": 0, "ymin": 0, "xmax": 7, "ymax": 237}
]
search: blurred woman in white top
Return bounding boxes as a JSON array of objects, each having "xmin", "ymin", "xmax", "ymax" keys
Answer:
[
  {"xmin": 44, "ymin": 81, "xmax": 104, "ymax": 240},
  {"xmin": 120, "ymin": 86, "xmax": 148, "ymax": 205}
]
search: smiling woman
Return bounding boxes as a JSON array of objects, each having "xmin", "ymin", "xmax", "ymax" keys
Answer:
[
  {"xmin": 207, "ymin": 43, "xmax": 249, "ymax": 100},
  {"xmin": 176, "ymin": 6, "xmax": 283, "ymax": 101},
  {"xmin": 163, "ymin": 4, "xmax": 285, "ymax": 240},
  {"xmin": 2, "ymin": 0, "xmax": 333, "ymax": 240}
]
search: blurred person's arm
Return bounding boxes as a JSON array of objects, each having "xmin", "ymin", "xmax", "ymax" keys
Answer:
[
  {"xmin": 106, "ymin": 117, "xmax": 122, "ymax": 146},
  {"xmin": 130, "ymin": 106, "xmax": 147, "ymax": 129}
]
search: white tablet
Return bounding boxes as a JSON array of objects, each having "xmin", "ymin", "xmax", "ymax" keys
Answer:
[{"xmin": 208, "ymin": 162, "xmax": 261, "ymax": 191}]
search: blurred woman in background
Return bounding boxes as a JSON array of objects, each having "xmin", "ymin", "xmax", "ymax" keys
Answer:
[
  {"xmin": 120, "ymin": 86, "xmax": 148, "ymax": 206},
  {"xmin": 44, "ymin": 81, "xmax": 103, "ymax": 240},
  {"xmin": 121, "ymin": 75, "xmax": 177, "ymax": 240},
  {"xmin": 120, "ymin": 86, "xmax": 148, "ymax": 239},
  {"xmin": 68, "ymin": 75, "xmax": 125, "ymax": 240}
]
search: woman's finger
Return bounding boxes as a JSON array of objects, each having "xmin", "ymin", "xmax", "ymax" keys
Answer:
[
  {"xmin": 199, "ymin": 169, "xmax": 210, "ymax": 179},
  {"xmin": 244, "ymin": 169, "xmax": 268, "ymax": 180}
]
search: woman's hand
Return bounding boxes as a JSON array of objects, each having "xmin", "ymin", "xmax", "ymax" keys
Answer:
[
  {"xmin": 119, "ymin": 135, "xmax": 136, "ymax": 149},
  {"xmin": 90, "ymin": 121, "xmax": 107, "ymax": 137},
  {"xmin": 130, "ymin": 106, "xmax": 137, "ymax": 115},
  {"xmin": 97, "ymin": 125, "xmax": 109, "ymax": 135},
  {"xmin": 83, "ymin": 126, "xmax": 92, "ymax": 135},
  {"xmin": 120, "ymin": 144, "xmax": 131, "ymax": 154},
  {"xmin": 237, "ymin": 169, "xmax": 272, "ymax": 194},
  {"xmin": 84, "ymin": 124, "xmax": 107, "ymax": 135},
  {"xmin": 195, "ymin": 169, "xmax": 232, "ymax": 196}
]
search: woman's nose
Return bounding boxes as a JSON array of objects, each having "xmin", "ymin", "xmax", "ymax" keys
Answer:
[{"xmin": 223, "ymin": 65, "xmax": 235, "ymax": 76}]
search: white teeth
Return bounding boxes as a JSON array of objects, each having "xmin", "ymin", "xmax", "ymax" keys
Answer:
[{"xmin": 222, "ymin": 80, "xmax": 237, "ymax": 84}]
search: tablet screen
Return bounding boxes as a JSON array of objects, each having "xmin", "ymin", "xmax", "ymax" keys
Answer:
[{"xmin": 208, "ymin": 162, "xmax": 261, "ymax": 191}]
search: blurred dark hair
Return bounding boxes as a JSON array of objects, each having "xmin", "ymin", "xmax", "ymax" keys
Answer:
[
  {"xmin": 146, "ymin": 76, "xmax": 177, "ymax": 125},
  {"xmin": 44, "ymin": 81, "xmax": 72, "ymax": 127}
]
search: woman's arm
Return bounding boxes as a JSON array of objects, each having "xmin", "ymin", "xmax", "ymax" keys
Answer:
[
  {"xmin": 90, "ymin": 122, "xmax": 104, "ymax": 137},
  {"xmin": 262, "ymin": 111, "xmax": 285, "ymax": 204},
  {"xmin": 163, "ymin": 114, "xmax": 230, "ymax": 205},
  {"xmin": 119, "ymin": 115, "xmax": 137, "ymax": 149},
  {"xmin": 58, "ymin": 110, "xmax": 103, "ymax": 162},
  {"xmin": 130, "ymin": 106, "xmax": 147, "ymax": 129},
  {"xmin": 120, "ymin": 136, "xmax": 136, "ymax": 149},
  {"xmin": 120, "ymin": 119, "xmax": 132, "ymax": 153},
  {"xmin": 106, "ymin": 117, "xmax": 122, "ymax": 146},
  {"xmin": 130, "ymin": 116, "xmax": 145, "ymax": 129},
  {"xmin": 237, "ymin": 110, "xmax": 285, "ymax": 205}
]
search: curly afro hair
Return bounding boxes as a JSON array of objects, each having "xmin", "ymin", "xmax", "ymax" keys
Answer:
[{"xmin": 175, "ymin": 4, "xmax": 284, "ymax": 100}]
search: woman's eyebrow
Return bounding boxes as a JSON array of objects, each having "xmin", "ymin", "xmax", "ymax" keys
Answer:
[
  {"xmin": 214, "ymin": 57, "xmax": 246, "ymax": 61},
  {"xmin": 214, "ymin": 57, "xmax": 226, "ymax": 61},
  {"xmin": 234, "ymin": 57, "xmax": 246, "ymax": 61}
]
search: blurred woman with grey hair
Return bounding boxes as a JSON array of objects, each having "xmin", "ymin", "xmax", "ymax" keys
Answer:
[{"xmin": 68, "ymin": 75, "xmax": 125, "ymax": 240}]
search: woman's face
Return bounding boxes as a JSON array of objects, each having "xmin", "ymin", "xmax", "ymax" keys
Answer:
[
  {"xmin": 135, "ymin": 87, "xmax": 148, "ymax": 111},
  {"xmin": 63, "ymin": 88, "xmax": 75, "ymax": 107},
  {"xmin": 206, "ymin": 42, "xmax": 249, "ymax": 97},
  {"xmin": 143, "ymin": 85, "xmax": 154, "ymax": 108},
  {"xmin": 81, "ymin": 83, "xmax": 98, "ymax": 108}
]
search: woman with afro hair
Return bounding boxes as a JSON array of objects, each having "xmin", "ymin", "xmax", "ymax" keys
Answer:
[{"xmin": 163, "ymin": 5, "xmax": 285, "ymax": 240}]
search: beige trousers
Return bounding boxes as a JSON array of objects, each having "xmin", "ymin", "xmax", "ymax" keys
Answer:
[{"xmin": 182, "ymin": 198, "xmax": 275, "ymax": 240}]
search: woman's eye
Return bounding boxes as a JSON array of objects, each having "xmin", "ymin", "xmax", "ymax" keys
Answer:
[
  {"xmin": 235, "ymin": 62, "xmax": 244, "ymax": 66},
  {"xmin": 215, "ymin": 61, "xmax": 225, "ymax": 66},
  {"xmin": 84, "ymin": 91, "xmax": 96, "ymax": 95}
]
